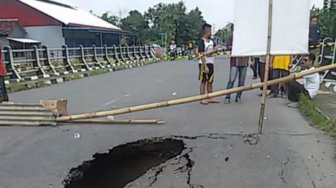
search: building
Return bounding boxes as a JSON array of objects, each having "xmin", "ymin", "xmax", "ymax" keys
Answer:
[
  {"xmin": 0, "ymin": 0, "xmax": 136, "ymax": 48},
  {"xmin": 0, "ymin": 19, "xmax": 41, "ymax": 49}
]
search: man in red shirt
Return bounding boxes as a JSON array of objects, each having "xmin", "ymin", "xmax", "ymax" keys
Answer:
[{"xmin": 0, "ymin": 46, "xmax": 9, "ymax": 102}]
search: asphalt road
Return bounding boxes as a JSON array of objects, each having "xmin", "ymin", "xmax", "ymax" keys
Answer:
[{"xmin": 1, "ymin": 57, "xmax": 335, "ymax": 188}]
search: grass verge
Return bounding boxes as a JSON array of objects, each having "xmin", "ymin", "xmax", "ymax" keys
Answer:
[{"xmin": 299, "ymin": 94, "xmax": 336, "ymax": 138}]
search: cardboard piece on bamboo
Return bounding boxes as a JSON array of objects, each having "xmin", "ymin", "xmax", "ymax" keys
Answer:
[{"xmin": 40, "ymin": 99, "xmax": 68, "ymax": 116}]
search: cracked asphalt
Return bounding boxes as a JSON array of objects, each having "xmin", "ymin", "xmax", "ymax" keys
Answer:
[{"xmin": 1, "ymin": 57, "xmax": 336, "ymax": 188}]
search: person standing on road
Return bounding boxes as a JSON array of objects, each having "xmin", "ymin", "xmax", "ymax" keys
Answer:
[
  {"xmin": 198, "ymin": 23, "xmax": 220, "ymax": 105},
  {"xmin": 188, "ymin": 41, "xmax": 194, "ymax": 60},
  {"xmin": 269, "ymin": 55, "xmax": 292, "ymax": 97},
  {"xmin": 250, "ymin": 57, "xmax": 259, "ymax": 80},
  {"xmin": 224, "ymin": 56, "xmax": 249, "ymax": 103},
  {"xmin": 0, "ymin": 47, "xmax": 9, "ymax": 103},
  {"xmin": 287, "ymin": 53, "xmax": 320, "ymax": 108},
  {"xmin": 309, "ymin": 16, "xmax": 321, "ymax": 66},
  {"xmin": 224, "ymin": 24, "xmax": 249, "ymax": 103},
  {"xmin": 258, "ymin": 56, "xmax": 273, "ymax": 96},
  {"xmin": 169, "ymin": 41, "xmax": 177, "ymax": 60}
]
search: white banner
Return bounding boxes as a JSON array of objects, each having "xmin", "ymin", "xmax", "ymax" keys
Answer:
[{"xmin": 232, "ymin": 0, "xmax": 311, "ymax": 56}]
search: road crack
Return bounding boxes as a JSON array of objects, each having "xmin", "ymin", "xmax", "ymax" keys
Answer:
[
  {"xmin": 175, "ymin": 148, "xmax": 195, "ymax": 186},
  {"xmin": 300, "ymin": 158, "xmax": 317, "ymax": 188},
  {"xmin": 280, "ymin": 158, "xmax": 290, "ymax": 184},
  {"xmin": 173, "ymin": 148, "xmax": 204, "ymax": 188},
  {"xmin": 172, "ymin": 133, "xmax": 227, "ymax": 140},
  {"xmin": 148, "ymin": 165, "xmax": 166, "ymax": 187},
  {"xmin": 173, "ymin": 133, "xmax": 260, "ymax": 145}
]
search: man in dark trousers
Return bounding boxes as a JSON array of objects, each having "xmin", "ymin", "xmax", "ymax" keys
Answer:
[
  {"xmin": 0, "ymin": 46, "xmax": 9, "ymax": 103},
  {"xmin": 287, "ymin": 53, "xmax": 320, "ymax": 108},
  {"xmin": 309, "ymin": 16, "xmax": 321, "ymax": 66}
]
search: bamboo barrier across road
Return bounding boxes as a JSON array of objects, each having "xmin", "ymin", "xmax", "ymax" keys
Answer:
[
  {"xmin": 62, "ymin": 119, "xmax": 164, "ymax": 125},
  {"xmin": 57, "ymin": 63, "xmax": 336, "ymax": 122}
]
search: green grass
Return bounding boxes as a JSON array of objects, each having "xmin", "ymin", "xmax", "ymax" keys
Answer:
[
  {"xmin": 299, "ymin": 94, "xmax": 336, "ymax": 138},
  {"xmin": 8, "ymin": 80, "xmax": 52, "ymax": 93},
  {"xmin": 87, "ymin": 68, "xmax": 110, "ymax": 76}
]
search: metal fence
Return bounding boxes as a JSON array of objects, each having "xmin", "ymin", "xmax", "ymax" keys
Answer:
[
  {"xmin": 291, "ymin": 39, "xmax": 336, "ymax": 83},
  {"xmin": 319, "ymin": 38, "xmax": 336, "ymax": 83},
  {"xmin": 1, "ymin": 45, "xmax": 157, "ymax": 82}
]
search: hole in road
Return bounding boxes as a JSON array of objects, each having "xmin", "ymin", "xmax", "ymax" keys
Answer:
[{"xmin": 63, "ymin": 138, "xmax": 185, "ymax": 188}]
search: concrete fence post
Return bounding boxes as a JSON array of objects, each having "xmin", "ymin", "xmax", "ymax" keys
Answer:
[
  {"xmin": 143, "ymin": 46, "xmax": 147, "ymax": 59},
  {"xmin": 42, "ymin": 45, "xmax": 58, "ymax": 75},
  {"xmin": 142, "ymin": 46, "xmax": 147, "ymax": 59},
  {"xmin": 61, "ymin": 45, "xmax": 76, "ymax": 73},
  {"xmin": 79, "ymin": 45, "xmax": 91, "ymax": 70},
  {"xmin": 149, "ymin": 46, "xmax": 155, "ymax": 58},
  {"xmin": 3, "ymin": 46, "xmax": 21, "ymax": 80},
  {"xmin": 119, "ymin": 45, "xmax": 126, "ymax": 63},
  {"xmin": 33, "ymin": 46, "xmax": 47, "ymax": 77},
  {"xmin": 125, "ymin": 44, "xmax": 131, "ymax": 60},
  {"xmin": 139, "ymin": 46, "xmax": 143, "ymax": 61},
  {"xmin": 104, "ymin": 44, "xmax": 112, "ymax": 64},
  {"xmin": 93, "ymin": 45, "xmax": 103, "ymax": 68},
  {"xmin": 133, "ymin": 45, "xmax": 139, "ymax": 61},
  {"xmin": 145, "ymin": 45, "xmax": 151, "ymax": 59},
  {"xmin": 127, "ymin": 45, "xmax": 137, "ymax": 67},
  {"xmin": 113, "ymin": 45, "xmax": 121, "ymax": 63}
]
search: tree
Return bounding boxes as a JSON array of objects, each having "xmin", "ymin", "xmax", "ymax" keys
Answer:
[
  {"xmin": 99, "ymin": 1, "xmax": 207, "ymax": 46},
  {"xmin": 120, "ymin": 10, "xmax": 149, "ymax": 44},
  {"xmin": 311, "ymin": 4, "xmax": 336, "ymax": 39},
  {"xmin": 186, "ymin": 7, "xmax": 206, "ymax": 40},
  {"xmin": 144, "ymin": 2, "xmax": 206, "ymax": 46},
  {"xmin": 101, "ymin": 12, "xmax": 121, "ymax": 27},
  {"xmin": 215, "ymin": 23, "xmax": 233, "ymax": 44}
]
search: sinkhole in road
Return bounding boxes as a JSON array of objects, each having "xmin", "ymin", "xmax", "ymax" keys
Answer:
[{"xmin": 63, "ymin": 138, "xmax": 185, "ymax": 188}]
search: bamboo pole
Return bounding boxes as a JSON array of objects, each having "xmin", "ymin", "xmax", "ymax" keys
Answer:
[
  {"xmin": 57, "ymin": 63, "xmax": 336, "ymax": 122},
  {"xmin": 61, "ymin": 119, "xmax": 164, "ymax": 125},
  {"xmin": 259, "ymin": 0, "xmax": 274, "ymax": 134}
]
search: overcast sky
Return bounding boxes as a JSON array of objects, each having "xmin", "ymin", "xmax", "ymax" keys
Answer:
[{"xmin": 63, "ymin": 0, "xmax": 323, "ymax": 30}]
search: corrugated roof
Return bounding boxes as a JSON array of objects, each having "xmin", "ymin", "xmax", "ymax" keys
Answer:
[
  {"xmin": 19, "ymin": 0, "xmax": 121, "ymax": 30},
  {"xmin": 8, "ymin": 37, "xmax": 40, "ymax": 43}
]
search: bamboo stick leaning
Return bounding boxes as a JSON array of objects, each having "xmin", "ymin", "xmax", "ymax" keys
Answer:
[
  {"xmin": 61, "ymin": 119, "xmax": 164, "ymax": 125},
  {"xmin": 57, "ymin": 63, "xmax": 336, "ymax": 122},
  {"xmin": 259, "ymin": 0, "xmax": 274, "ymax": 133}
]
